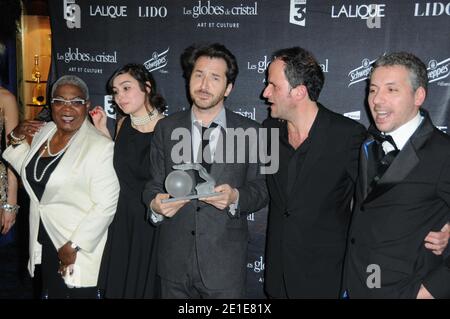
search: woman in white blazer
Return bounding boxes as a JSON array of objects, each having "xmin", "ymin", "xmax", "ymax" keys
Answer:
[{"xmin": 3, "ymin": 75, "xmax": 119, "ymax": 298}]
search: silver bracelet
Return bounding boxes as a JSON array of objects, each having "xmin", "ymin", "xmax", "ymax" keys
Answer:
[
  {"xmin": 10, "ymin": 130, "xmax": 26, "ymax": 142},
  {"xmin": 2, "ymin": 203, "xmax": 20, "ymax": 214}
]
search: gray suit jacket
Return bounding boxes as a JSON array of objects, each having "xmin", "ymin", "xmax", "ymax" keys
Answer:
[{"xmin": 142, "ymin": 109, "xmax": 268, "ymax": 290}]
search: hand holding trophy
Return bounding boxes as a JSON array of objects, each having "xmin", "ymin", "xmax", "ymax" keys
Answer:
[{"xmin": 162, "ymin": 163, "xmax": 221, "ymax": 203}]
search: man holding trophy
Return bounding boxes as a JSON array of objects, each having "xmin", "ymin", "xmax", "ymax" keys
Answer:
[{"xmin": 143, "ymin": 43, "xmax": 268, "ymax": 299}]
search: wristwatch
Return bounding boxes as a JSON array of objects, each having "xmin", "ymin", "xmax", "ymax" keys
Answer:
[{"xmin": 70, "ymin": 242, "xmax": 81, "ymax": 252}]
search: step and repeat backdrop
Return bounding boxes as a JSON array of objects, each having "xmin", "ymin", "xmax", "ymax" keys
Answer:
[{"xmin": 48, "ymin": 0, "xmax": 450, "ymax": 298}]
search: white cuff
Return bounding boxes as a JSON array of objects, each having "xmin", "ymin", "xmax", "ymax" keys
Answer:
[
  {"xmin": 150, "ymin": 201, "xmax": 164, "ymax": 223},
  {"xmin": 228, "ymin": 189, "xmax": 239, "ymax": 216}
]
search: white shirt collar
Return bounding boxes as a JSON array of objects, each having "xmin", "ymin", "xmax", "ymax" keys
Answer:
[
  {"xmin": 382, "ymin": 111, "xmax": 423, "ymax": 153},
  {"xmin": 191, "ymin": 107, "xmax": 227, "ymax": 129}
]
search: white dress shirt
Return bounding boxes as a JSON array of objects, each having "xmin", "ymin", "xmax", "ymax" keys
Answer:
[
  {"xmin": 382, "ymin": 111, "xmax": 424, "ymax": 154},
  {"xmin": 191, "ymin": 107, "xmax": 226, "ymax": 163}
]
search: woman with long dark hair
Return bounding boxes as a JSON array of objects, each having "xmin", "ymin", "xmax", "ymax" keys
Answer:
[{"xmin": 90, "ymin": 63, "xmax": 166, "ymax": 298}]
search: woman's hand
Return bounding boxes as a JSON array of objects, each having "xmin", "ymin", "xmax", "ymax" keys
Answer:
[
  {"xmin": 57, "ymin": 241, "xmax": 78, "ymax": 276},
  {"xmin": 0, "ymin": 207, "xmax": 16, "ymax": 235},
  {"xmin": 89, "ymin": 106, "xmax": 107, "ymax": 128},
  {"xmin": 89, "ymin": 106, "xmax": 111, "ymax": 138},
  {"xmin": 12, "ymin": 120, "xmax": 45, "ymax": 145}
]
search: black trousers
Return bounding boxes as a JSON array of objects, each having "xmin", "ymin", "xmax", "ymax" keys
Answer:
[{"xmin": 38, "ymin": 220, "xmax": 99, "ymax": 299}]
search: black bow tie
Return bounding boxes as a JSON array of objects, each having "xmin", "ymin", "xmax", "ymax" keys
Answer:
[
  {"xmin": 368, "ymin": 126, "xmax": 398, "ymax": 151},
  {"xmin": 367, "ymin": 126, "xmax": 400, "ymax": 190}
]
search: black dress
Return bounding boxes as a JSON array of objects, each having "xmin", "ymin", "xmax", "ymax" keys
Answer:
[{"xmin": 99, "ymin": 117, "xmax": 159, "ymax": 298}]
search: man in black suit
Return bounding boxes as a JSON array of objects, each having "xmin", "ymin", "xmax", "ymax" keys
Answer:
[
  {"xmin": 142, "ymin": 43, "xmax": 268, "ymax": 298},
  {"xmin": 343, "ymin": 52, "xmax": 450, "ymax": 298},
  {"xmin": 263, "ymin": 48, "xmax": 449, "ymax": 299},
  {"xmin": 262, "ymin": 47, "xmax": 366, "ymax": 298}
]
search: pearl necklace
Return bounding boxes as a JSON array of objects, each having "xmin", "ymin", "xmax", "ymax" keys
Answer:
[
  {"xmin": 33, "ymin": 132, "xmax": 77, "ymax": 183},
  {"xmin": 130, "ymin": 109, "xmax": 158, "ymax": 126},
  {"xmin": 46, "ymin": 136, "xmax": 70, "ymax": 157}
]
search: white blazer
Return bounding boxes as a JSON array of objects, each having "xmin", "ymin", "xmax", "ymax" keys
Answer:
[{"xmin": 3, "ymin": 119, "xmax": 119, "ymax": 287}]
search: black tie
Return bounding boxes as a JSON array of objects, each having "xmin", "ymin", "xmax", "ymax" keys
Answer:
[
  {"xmin": 367, "ymin": 127, "xmax": 399, "ymax": 188},
  {"xmin": 200, "ymin": 122, "xmax": 218, "ymax": 173}
]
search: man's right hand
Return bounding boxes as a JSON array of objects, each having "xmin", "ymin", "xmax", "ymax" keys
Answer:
[
  {"xmin": 151, "ymin": 193, "xmax": 189, "ymax": 218},
  {"xmin": 424, "ymin": 223, "xmax": 450, "ymax": 255}
]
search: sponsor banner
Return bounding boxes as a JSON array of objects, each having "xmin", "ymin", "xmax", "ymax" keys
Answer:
[
  {"xmin": 427, "ymin": 57, "xmax": 450, "ymax": 86},
  {"xmin": 64, "ymin": 1, "xmax": 169, "ymax": 26},
  {"xmin": 289, "ymin": 0, "xmax": 307, "ymax": 26},
  {"xmin": 182, "ymin": 0, "xmax": 259, "ymax": 29},
  {"xmin": 64, "ymin": 0, "xmax": 81, "ymax": 28},
  {"xmin": 414, "ymin": 2, "xmax": 450, "ymax": 16},
  {"xmin": 89, "ymin": 4, "xmax": 128, "ymax": 19},
  {"xmin": 56, "ymin": 47, "xmax": 117, "ymax": 65},
  {"xmin": 143, "ymin": 48, "xmax": 170, "ymax": 74},
  {"xmin": 234, "ymin": 107, "xmax": 257, "ymax": 121},
  {"xmin": 348, "ymin": 58, "xmax": 377, "ymax": 87},
  {"xmin": 330, "ymin": 3, "xmax": 385, "ymax": 28},
  {"xmin": 331, "ymin": 3, "xmax": 386, "ymax": 20}
]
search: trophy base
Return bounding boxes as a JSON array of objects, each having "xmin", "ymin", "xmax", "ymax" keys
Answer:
[{"xmin": 161, "ymin": 192, "xmax": 222, "ymax": 203}]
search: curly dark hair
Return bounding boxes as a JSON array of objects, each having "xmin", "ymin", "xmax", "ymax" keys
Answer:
[
  {"xmin": 107, "ymin": 63, "xmax": 167, "ymax": 114},
  {"xmin": 272, "ymin": 47, "xmax": 324, "ymax": 102}
]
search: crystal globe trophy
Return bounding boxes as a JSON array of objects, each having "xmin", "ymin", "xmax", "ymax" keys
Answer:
[{"xmin": 162, "ymin": 163, "xmax": 221, "ymax": 203}]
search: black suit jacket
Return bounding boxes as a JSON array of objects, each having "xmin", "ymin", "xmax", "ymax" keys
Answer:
[
  {"xmin": 344, "ymin": 110, "xmax": 450, "ymax": 298},
  {"xmin": 264, "ymin": 105, "xmax": 366, "ymax": 298},
  {"xmin": 142, "ymin": 109, "xmax": 268, "ymax": 291}
]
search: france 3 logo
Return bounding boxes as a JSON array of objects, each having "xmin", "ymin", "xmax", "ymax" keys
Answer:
[
  {"xmin": 289, "ymin": 0, "xmax": 306, "ymax": 27},
  {"xmin": 104, "ymin": 95, "xmax": 116, "ymax": 120},
  {"xmin": 64, "ymin": 0, "xmax": 81, "ymax": 29}
]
